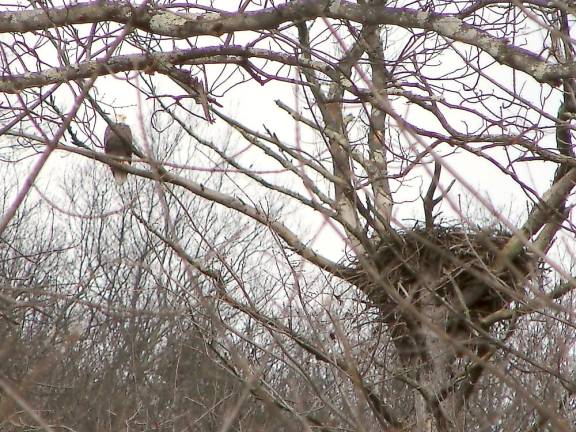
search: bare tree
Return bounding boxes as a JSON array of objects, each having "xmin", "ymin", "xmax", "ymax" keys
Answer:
[{"xmin": 1, "ymin": 1, "xmax": 576, "ymax": 431}]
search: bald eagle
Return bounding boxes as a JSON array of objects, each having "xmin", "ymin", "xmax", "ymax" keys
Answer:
[{"xmin": 104, "ymin": 120, "xmax": 132, "ymax": 185}]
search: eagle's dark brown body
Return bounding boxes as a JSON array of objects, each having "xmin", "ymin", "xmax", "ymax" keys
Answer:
[{"xmin": 104, "ymin": 123, "xmax": 133, "ymax": 184}]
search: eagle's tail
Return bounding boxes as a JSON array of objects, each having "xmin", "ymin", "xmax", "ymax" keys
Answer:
[{"xmin": 111, "ymin": 161, "xmax": 130, "ymax": 185}]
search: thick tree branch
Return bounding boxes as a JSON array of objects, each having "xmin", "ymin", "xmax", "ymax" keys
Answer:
[
  {"xmin": 56, "ymin": 143, "xmax": 348, "ymax": 279},
  {"xmin": 0, "ymin": 1, "xmax": 569, "ymax": 84},
  {"xmin": 0, "ymin": 46, "xmax": 332, "ymax": 93}
]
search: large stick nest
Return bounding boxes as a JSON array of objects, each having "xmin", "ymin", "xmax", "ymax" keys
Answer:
[{"xmin": 348, "ymin": 224, "xmax": 535, "ymax": 322}]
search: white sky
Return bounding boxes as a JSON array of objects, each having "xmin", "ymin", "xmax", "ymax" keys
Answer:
[{"xmin": 1, "ymin": 0, "xmax": 572, "ymax": 266}]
